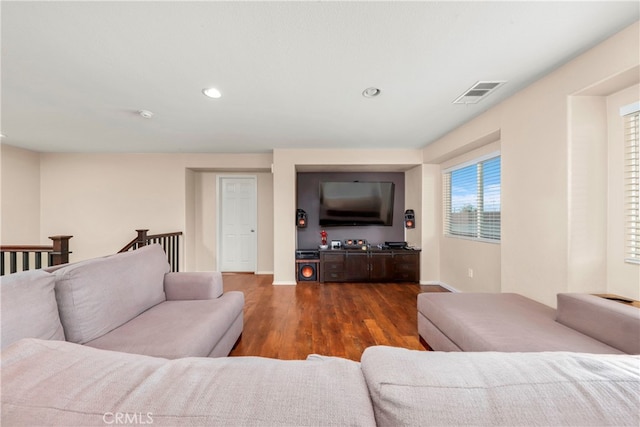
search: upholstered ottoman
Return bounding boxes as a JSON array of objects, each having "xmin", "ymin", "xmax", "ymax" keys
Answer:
[{"xmin": 417, "ymin": 292, "xmax": 629, "ymax": 353}]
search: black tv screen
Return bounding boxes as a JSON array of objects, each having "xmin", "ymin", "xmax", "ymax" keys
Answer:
[{"xmin": 319, "ymin": 181, "xmax": 395, "ymax": 226}]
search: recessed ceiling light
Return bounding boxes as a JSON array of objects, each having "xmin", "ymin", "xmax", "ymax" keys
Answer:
[
  {"xmin": 138, "ymin": 110, "xmax": 154, "ymax": 119},
  {"xmin": 0, "ymin": 134, "xmax": 5, "ymax": 138},
  {"xmin": 202, "ymin": 87, "xmax": 222, "ymax": 99},
  {"xmin": 362, "ymin": 87, "xmax": 381, "ymax": 98}
]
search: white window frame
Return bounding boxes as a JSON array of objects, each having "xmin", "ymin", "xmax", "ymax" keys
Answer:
[
  {"xmin": 621, "ymin": 101, "xmax": 640, "ymax": 264},
  {"xmin": 443, "ymin": 151, "xmax": 501, "ymax": 243}
]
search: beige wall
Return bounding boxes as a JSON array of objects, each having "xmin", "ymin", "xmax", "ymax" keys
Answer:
[
  {"xmin": 567, "ymin": 96, "xmax": 608, "ymax": 293},
  {"xmin": 405, "ymin": 164, "xmax": 442, "ymax": 285},
  {"xmin": 184, "ymin": 168, "xmax": 196, "ymax": 271},
  {"xmin": 607, "ymin": 85, "xmax": 640, "ymax": 299},
  {"xmin": 39, "ymin": 153, "xmax": 188, "ymax": 263},
  {"xmin": 36, "ymin": 153, "xmax": 272, "ymax": 269},
  {"xmin": 419, "ymin": 164, "xmax": 441, "ymax": 283},
  {"xmin": 256, "ymin": 171, "xmax": 275, "ymax": 274},
  {"xmin": 423, "ymin": 21, "xmax": 639, "ymax": 306},
  {"xmin": 404, "ymin": 165, "xmax": 422, "ymax": 248},
  {"xmin": 1, "ymin": 144, "xmax": 41, "ymax": 244}
]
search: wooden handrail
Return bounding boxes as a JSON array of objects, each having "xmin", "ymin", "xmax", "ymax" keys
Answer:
[
  {"xmin": 0, "ymin": 245, "xmax": 55, "ymax": 251},
  {"xmin": 119, "ymin": 236, "xmax": 142, "ymax": 253},
  {"xmin": 118, "ymin": 230, "xmax": 183, "ymax": 272},
  {"xmin": 119, "ymin": 229, "xmax": 183, "ymax": 252},
  {"xmin": 1, "ymin": 235, "xmax": 73, "ymax": 275}
]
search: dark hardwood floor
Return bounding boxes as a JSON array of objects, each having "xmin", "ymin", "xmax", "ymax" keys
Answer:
[{"xmin": 223, "ymin": 273, "xmax": 448, "ymax": 361}]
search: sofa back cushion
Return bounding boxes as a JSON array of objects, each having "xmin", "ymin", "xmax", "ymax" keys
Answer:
[
  {"xmin": 1, "ymin": 270, "xmax": 65, "ymax": 349},
  {"xmin": 556, "ymin": 293, "xmax": 640, "ymax": 354},
  {"xmin": 2, "ymin": 339, "xmax": 377, "ymax": 426},
  {"xmin": 54, "ymin": 244, "xmax": 169, "ymax": 344},
  {"xmin": 361, "ymin": 346, "xmax": 639, "ymax": 426}
]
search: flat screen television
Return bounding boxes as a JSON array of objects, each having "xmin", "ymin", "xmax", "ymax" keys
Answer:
[{"xmin": 319, "ymin": 181, "xmax": 395, "ymax": 226}]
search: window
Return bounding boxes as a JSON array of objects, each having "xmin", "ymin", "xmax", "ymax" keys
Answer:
[
  {"xmin": 622, "ymin": 102, "xmax": 640, "ymax": 264},
  {"xmin": 443, "ymin": 154, "xmax": 501, "ymax": 241}
]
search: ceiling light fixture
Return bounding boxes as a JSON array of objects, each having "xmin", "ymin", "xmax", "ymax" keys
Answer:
[
  {"xmin": 202, "ymin": 87, "xmax": 222, "ymax": 99},
  {"xmin": 138, "ymin": 110, "xmax": 154, "ymax": 119},
  {"xmin": 362, "ymin": 87, "xmax": 381, "ymax": 98}
]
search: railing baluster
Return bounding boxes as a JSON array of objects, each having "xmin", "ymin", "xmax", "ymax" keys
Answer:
[
  {"xmin": 175, "ymin": 235, "xmax": 180, "ymax": 272},
  {"xmin": 10, "ymin": 252, "xmax": 17, "ymax": 274},
  {"xmin": 1, "ymin": 253, "xmax": 5, "ymax": 275},
  {"xmin": 35, "ymin": 252, "xmax": 43, "ymax": 269},
  {"xmin": 22, "ymin": 252, "xmax": 30, "ymax": 272},
  {"xmin": 170, "ymin": 236, "xmax": 174, "ymax": 272}
]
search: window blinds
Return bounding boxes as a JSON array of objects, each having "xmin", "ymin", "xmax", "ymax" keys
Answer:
[
  {"xmin": 443, "ymin": 155, "xmax": 501, "ymax": 241},
  {"xmin": 624, "ymin": 106, "xmax": 639, "ymax": 264},
  {"xmin": 480, "ymin": 157, "xmax": 501, "ymax": 239}
]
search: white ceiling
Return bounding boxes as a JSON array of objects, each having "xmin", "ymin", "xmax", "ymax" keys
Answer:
[{"xmin": 1, "ymin": 1, "xmax": 638, "ymax": 153}]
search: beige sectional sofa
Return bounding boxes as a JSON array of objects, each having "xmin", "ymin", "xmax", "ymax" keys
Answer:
[
  {"xmin": 0, "ymin": 244, "xmax": 244, "ymax": 358},
  {"xmin": 1, "ymin": 252, "xmax": 639, "ymax": 426},
  {"xmin": 2, "ymin": 338, "xmax": 638, "ymax": 426},
  {"xmin": 417, "ymin": 292, "xmax": 640, "ymax": 354}
]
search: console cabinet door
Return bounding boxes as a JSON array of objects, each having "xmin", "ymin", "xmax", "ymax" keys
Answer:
[
  {"xmin": 345, "ymin": 252, "xmax": 369, "ymax": 281},
  {"xmin": 369, "ymin": 252, "xmax": 394, "ymax": 282}
]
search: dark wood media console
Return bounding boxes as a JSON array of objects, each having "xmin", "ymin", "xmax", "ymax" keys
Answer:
[{"xmin": 319, "ymin": 249, "xmax": 420, "ymax": 283}]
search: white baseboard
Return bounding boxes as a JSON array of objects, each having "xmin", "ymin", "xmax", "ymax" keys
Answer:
[
  {"xmin": 420, "ymin": 280, "xmax": 460, "ymax": 293},
  {"xmin": 272, "ymin": 281, "xmax": 297, "ymax": 286},
  {"xmin": 255, "ymin": 271, "xmax": 274, "ymax": 275}
]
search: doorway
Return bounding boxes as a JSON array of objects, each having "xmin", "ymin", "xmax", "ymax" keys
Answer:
[{"xmin": 217, "ymin": 176, "xmax": 257, "ymax": 272}]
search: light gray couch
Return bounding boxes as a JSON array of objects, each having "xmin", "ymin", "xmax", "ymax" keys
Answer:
[
  {"xmin": 1, "ymin": 338, "xmax": 638, "ymax": 426},
  {"xmin": 2, "ymin": 258, "xmax": 639, "ymax": 426},
  {"xmin": 417, "ymin": 292, "xmax": 640, "ymax": 354},
  {"xmin": 0, "ymin": 244, "xmax": 244, "ymax": 358}
]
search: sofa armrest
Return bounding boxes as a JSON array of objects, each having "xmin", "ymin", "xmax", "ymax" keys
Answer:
[
  {"xmin": 556, "ymin": 293, "xmax": 640, "ymax": 354},
  {"xmin": 164, "ymin": 272, "xmax": 223, "ymax": 300}
]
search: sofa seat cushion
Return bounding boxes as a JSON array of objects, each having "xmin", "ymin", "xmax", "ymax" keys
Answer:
[
  {"xmin": 84, "ymin": 291, "xmax": 244, "ymax": 358},
  {"xmin": 417, "ymin": 293, "xmax": 622, "ymax": 353},
  {"xmin": 1, "ymin": 270, "xmax": 65, "ymax": 349},
  {"xmin": 1, "ymin": 338, "xmax": 377, "ymax": 427},
  {"xmin": 54, "ymin": 245, "xmax": 169, "ymax": 344},
  {"xmin": 361, "ymin": 345, "xmax": 640, "ymax": 427}
]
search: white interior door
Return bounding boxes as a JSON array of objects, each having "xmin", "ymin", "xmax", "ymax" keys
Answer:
[{"xmin": 218, "ymin": 176, "xmax": 257, "ymax": 272}]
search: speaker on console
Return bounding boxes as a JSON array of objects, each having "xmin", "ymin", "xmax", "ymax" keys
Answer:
[
  {"xmin": 404, "ymin": 209, "xmax": 415, "ymax": 229},
  {"xmin": 296, "ymin": 209, "xmax": 307, "ymax": 228}
]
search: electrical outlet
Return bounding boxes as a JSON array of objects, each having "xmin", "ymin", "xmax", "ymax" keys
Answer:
[{"xmin": 468, "ymin": 268, "xmax": 474, "ymax": 278}]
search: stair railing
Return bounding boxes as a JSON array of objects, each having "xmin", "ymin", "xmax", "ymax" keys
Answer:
[
  {"xmin": 0, "ymin": 235, "xmax": 73, "ymax": 275},
  {"xmin": 119, "ymin": 229, "xmax": 183, "ymax": 272}
]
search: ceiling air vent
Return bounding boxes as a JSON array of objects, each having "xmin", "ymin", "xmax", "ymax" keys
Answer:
[{"xmin": 453, "ymin": 81, "xmax": 506, "ymax": 104}]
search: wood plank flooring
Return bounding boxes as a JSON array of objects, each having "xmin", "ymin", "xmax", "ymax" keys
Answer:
[{"xmin": 223, "ymin": 274, "xmax": 448, "ymax": 361}]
